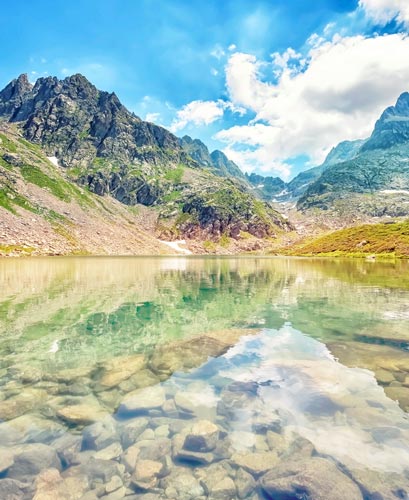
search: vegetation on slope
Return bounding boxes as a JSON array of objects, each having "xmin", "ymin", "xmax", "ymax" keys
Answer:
[{"xmin": 284, "ymin": 220, "xmax": 409, "ymax": 258}]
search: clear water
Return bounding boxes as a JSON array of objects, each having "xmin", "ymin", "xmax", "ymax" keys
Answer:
[{"xmin": 0, "ymin": 256, "xmax": 409, "ymax": 499}]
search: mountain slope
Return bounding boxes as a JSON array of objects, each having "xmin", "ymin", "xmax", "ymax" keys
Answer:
[
  {"xmin": 0, "ymin": 123, "xmax": 176, "ymax": 256},
  {"xmin": 298, "ymin": 93, "xmax": 409, "ymax": 218},
  {"xmin": 284, "ymin": 139, "xmax": 365, "ymax": 200},
  {"xmin": 0, "ymin": 74, "xmax": 292, "ymax": 254},
  {"xmin": 284, "ymin": 220, "xmax": 409, "ymax": 258}
]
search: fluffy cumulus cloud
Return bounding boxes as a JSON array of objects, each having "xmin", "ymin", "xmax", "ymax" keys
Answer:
[
  {"xmin": 215, "ymin": 33, "xmax": 409, "ymax": 178},
  {"xmin": 170, "ymin": 99, "xmax": 245, "ymax": 132},
  {"xmin": 360, "ymin": 0, "xmax": 409, "ymax": 26},
  {"xmin": 170, "ymin": 100, "xmax": 226, "ymax": 132}
]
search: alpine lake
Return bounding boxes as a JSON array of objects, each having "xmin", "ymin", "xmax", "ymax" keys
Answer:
[{"xmin": 0, "ymin": 256, "xmax": 409, "ymax": 500}]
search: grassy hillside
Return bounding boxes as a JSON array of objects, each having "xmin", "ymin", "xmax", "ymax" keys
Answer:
[{"xmin": 283, "ymin": 220, "xmax": 409, "ymax": 258}]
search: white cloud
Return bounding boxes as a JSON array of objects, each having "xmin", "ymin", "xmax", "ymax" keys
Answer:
[
  {"xmin": 170, "ymin": 100, "xmax": 226, "ymax": 132},
  {"xmin": 211, "ymin": 68, "xmax": 219, "ymax": 76},
  {"xmin": 170, "ymin": 99, "xmax": 246, "ymax": 132},
  {"xmin": 216, "ymin": 33, "xmax": 409, "ymax": 178},
  {"xmin": 145, "ymin": 112, "xmax": 160, "ymax": 123},
  {"xmin": 228, "ymin": 44, "xmax": 237, "ymax": 51},
  {"xmin": 360, "ymin": 0, "xmax": 409, "ymax": 26}
]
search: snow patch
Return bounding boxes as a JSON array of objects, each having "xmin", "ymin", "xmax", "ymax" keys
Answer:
[
  {"xmin": 47, "ymin": 156, "xmax": 60, "ymax": 167},
  {"xmin": 159, "ymin": 239, "xmax": 192, "ymax": 255}
]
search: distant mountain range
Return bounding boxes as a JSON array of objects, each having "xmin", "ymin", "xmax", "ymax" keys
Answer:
[{"xmin": 1, "ymin": 71, "xmax": 408, "ymax": 256}]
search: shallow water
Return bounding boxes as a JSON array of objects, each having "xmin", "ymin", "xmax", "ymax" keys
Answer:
[{"xmin": 0, "ymin": 256, "xmax": 409, "ymax": 499}]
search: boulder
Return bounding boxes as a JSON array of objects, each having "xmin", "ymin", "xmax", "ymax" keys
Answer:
[
  {"xmin": 160, "ymin": 469, "xmax": 204, "ymax": 500},
  {"xmin": 120, "ymin": 417, "xmax": 149, "ymax": 449},
  {"xmin": 118, "ymin": 385, "xmax": 166, "ymax": 415},
  {"xmin": 98, "ymin": 355, "xmax": 146, "ymax": 389},
  {"xmin": 130, "ymin": 459, "xmax": 164, "ymax": 490},
  {"xmin": 183, "ymin": 420, "xmax": 219, "ymax": 452},
  {"xmin": 0, "ymin": 388, "xmax": 47, "ymax": 421},
  {"xmin": 7, "ymin": 443, "xmax": 61, "ymax": 479},
  {"xmin": 33, "ymin": 468, "xmax": 89, "ymax": 500},
  {"xmin": 260, "ymin": 457, "xmax": 363, "ymax": 500},
  {"xmin": 57, "ymin": 403, "xmax": 108, "ymax": 425},
  {"xmin": 236, "ymin": 467, "xmax": 256, "ymax": 499},
  {"xmin": 82, "ymin": 417, "xmax": 119, "ymax": 451},
  {"xmin": 231, "ymin": 451, "xmax": 279, "ymax": 477},
  {"xmin": 0, "ymin": 478, "xmax": 30, "ymax": 500}
]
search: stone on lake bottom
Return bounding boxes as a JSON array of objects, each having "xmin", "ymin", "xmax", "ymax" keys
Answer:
[
  {"xmin": 183, "ymin": 419, "xmax": 219, "ymax": 452},
  {"xmin": 231, "ymin": 451, "xmax": 279, "ymax": 477},
  {"xmin": 131, "ymin": 459, "xmax": 164, "ymax": 490},
  {"xmin": 118, "ymin": 385, "xmax": 166, "ymax": 415},
  {"xmin": 260, "ymin": 457, "xmax": 363, "ymax": 500},
  {"xmin": 57, "ymin": 404, "xmax": 108, "ymax": 425}
]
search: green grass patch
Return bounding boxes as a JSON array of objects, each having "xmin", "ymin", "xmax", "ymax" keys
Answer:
[
  {"xmin": 20, "ymin": 164, "xmax": 70, "ymax": 201},
  {"xmin": 163, "ymin": 190, "xmax": 181, "ymax": 203},
  {"xmin": 0, "ymin": 133, "xmax": 17, "ymax": 153},
  {"xmin": 165, "ymin": 164, "xmax": 184, "ymax": 184},
  {"xmin": 0, "ymin": 244, "xmax": 36, "ymax": 255},
  {"xmin": 286, "ymin": 221, "xmax": 409, "ymax": 258},
  {"xmin": 203, "ymin": 240, "xmax": 216, "ymax": 252},
  {"xmin": 219, "ymin": 233, "xmax": 231, "ymax": 248},
  {"xmin": 0, "ymin": 187, "xmax": 36, "ymax": 214}
]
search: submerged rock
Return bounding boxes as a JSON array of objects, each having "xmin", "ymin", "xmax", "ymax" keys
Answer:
[
  {"xmin": 183, "ymin": 419, "xmax": 219, "ymax": 452},
  {"xmin": 120, "ymin": 417, "xmax": 149, "ymax": 449},
  {"xmin": 0, "ymin": 478, "xmax": 30, "ymax": 500},
  {"xmin": 160, "ymin": 468, "xmax": 204, "ymax": 500},
  {"xmin": 231, "ymin": 451, "xmax": 279, "ymax": 477},
  {"xmin": 130, "ymin": 459, "xmax": 165, "ymax": 491},
  {"xmin": 118, "ymin": 385, "xmax": 166, "ymax": 415},
  {"xmin": 7, "ymin": 443, "xmax": 61, "ymax": 479},
  {"xmin": 350, "ymin": 468, "xmax": 409, "ymax": 500},
  {"xmin": 57, "ymin": 404, "xmax": 108, "ymax": 425},
  {"xmin": 82, "ymin": 417, "xmax": 119, "ymax": 451},
  {"xmin": 0, "ymin": 447, "xmax": 14, "ymax": 474},
  {"xmin": 235, "ymin": 467, "xmax": 256, "ymax": 499},
  {"xmin": 260, "ymin": 457, "xmax": 363, "ymax": 500},
  {"xmin": 98, "ymin": 355, "xmax": 146, "ymax": 389},
  {"xmin": 0, "ymin": 388, "xmax": 47, "ymax": 421},
  {"xmin": 33, "ymin": 467, "xmax": 89, "ymax": 500}
]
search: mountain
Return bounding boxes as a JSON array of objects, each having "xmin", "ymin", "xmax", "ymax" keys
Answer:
[
  {"xmin": 245, "ymin": 173, "xmax": 286, "ymax": 200},
  {"xmin": 0, "ymin": 74, "xmax": 291, "ymax": 255},
  {"xmin": 279, "ymin": 139, "xmax": 365, "ymax": 201},
  {"xmin": 179, "ymin": 135, "xmax": 246, "ymax": 180},
  {"xmin": 361, "ymin": 92, "xmax": 409, "ymax": 152},
  {"xmin": 241, "ymin": 139, "xmax": 365, "ymax": 203},
  {"xmin": 298, "ymin": 93, "xmax": 409, "ymax": 218},
  {"xmin": 179, "ymin": 135, "xmax": 212, "ymax": 167}
]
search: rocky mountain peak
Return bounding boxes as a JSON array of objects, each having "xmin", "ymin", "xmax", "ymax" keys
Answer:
[
  {"xmin": 0, "ymin": 72, "xmax": 183, "ymax": 167},
  {"xmin": 361, "ymin": 91, "xmax": 409, "ymax": 151},
  {"xmin": 0, "ymin": 74, "xmax": 33, "ymax": 116}
]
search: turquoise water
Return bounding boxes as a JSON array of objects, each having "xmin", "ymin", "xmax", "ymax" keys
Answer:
[{"xmin": 0, "ymin": 257, "xmax": 408, "ymax": 499}]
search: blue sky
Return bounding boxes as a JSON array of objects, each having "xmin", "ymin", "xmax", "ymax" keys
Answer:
[{"xmin": 1, "ymin": 0, "xmax": 409, "ymax": 179}]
